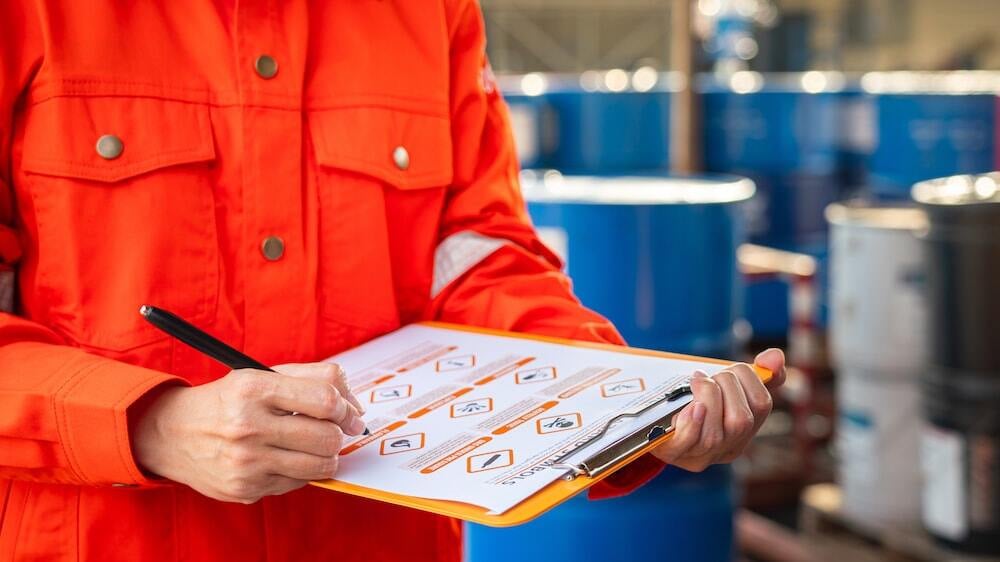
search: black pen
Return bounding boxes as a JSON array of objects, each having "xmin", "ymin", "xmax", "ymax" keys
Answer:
[{"xmin": 139, "ymin": 305, "xmax": 369, "ymax": 435}]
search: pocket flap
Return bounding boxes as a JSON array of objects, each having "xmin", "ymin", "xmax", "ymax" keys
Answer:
[
  {"xmin": 21, "ymin": 97, "xmax": 216, "ymax": 183},
  {"xmin": 310, "ymin": 105, "xmax": 453, "ymax": 189}
]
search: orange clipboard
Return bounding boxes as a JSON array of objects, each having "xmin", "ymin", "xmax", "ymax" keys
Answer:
[{"xmin": 310, "ymin": 322, "xmax": 772, "ymax": 527}]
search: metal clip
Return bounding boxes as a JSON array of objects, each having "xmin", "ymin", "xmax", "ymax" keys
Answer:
[{"xmin": 551, "ymin": 384, "xmax": 692, "ymax": 480}]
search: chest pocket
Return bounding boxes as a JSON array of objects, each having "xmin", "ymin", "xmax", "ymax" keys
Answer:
[
  {"xmin": 19, "ymin": 96, "xmax": 220, "ymax": 355},
  {"xmin": 308, "ymin": 104, "xmax": 452, "ymax": 338}
]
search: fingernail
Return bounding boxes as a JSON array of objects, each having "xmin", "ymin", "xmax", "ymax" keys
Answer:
[
  {"xmin": 691, "ymin": 370, "xmax": 708, "ymax": 379},
  {"xmin": 756, "ymin": 348, "xmax": 783, "ymax": 364},
  {"xmin": 691, "ymin": 402, "xmax": 707, "ymax": 423},
  {"xmin": 347, "ymin": 415, "xmax": 366, "ymax": 436}
]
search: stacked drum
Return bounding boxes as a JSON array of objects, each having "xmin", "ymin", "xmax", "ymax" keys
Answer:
[
  {"xmin": 827, "ymin": 202, "xmax": 928, "ymax": 529},
  {"xmin": 912, "ymin": 173, "xmax": 1000, "ymax": 555}
]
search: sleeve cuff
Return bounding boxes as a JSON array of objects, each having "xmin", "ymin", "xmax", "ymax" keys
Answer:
[
  {"xmin": 51, "ymin": 349, "xmax": 188, "ymax": 486},
  {"xmin": 587, "ymin": 454, "xmax": 665, "ymax": 500}
]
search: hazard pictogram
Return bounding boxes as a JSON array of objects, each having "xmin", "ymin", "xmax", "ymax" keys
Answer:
[
  {"xmin": 466, "ymin": 449, "xmax": 514, "ymax": 473},
  {"xmin": 536, "ymin": 412, "xmax": 583, "ymax": 435},
  {"xmin": 450, "ymin": 397, "xmax": 494, "ymax": 418},
  {"xmin": 370, "ymin": 384, "xmax": 413, "ymax": 403},
  {"xmin": 600, "ymin": 378, "xmax": 645, "ymax": 398},
  {"xmin": 379, "ymin": 433, "xmax": 426, "ymax": 455},
  {"xmin": 515, "ymin": 366, "xmax": 556, "ymax": 385},
  {"xmin": 436, "ymin": 355, "xmax": 477, "ymax": 372}
]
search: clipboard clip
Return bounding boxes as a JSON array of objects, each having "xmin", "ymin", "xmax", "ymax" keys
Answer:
[{"xmin": 550, "ymin": 384, "xmax": 692, "ymax": 480}]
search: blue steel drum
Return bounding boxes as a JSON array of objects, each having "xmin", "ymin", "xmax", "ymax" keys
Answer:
[
  {"xmin": 544, "ymin": 77, "xmax": 674, "ymax": 174},
  {"xmin": 465, "ymin": 465, "xmax": 736, "ymax": 562},
  {"xmin": 700, "ymin": 73, "xmax": 845, "ymax": 247},
  {"xmin": 522, "ymin": 172, "xmax": 755, "ymax": 358},
  {"xmin": 864, "ymin": 73, "xmax": 998, "ymax": 199},
  {"xmin": 465, "ymin": 173, "xmax": 750, "ymax": 562},
  {"xmin": 701, "ymin": 73, "xmax": 845, "ymax": 338},
  {"xmin": 701, "ymin": 73, "xmax": 841, "ymax": 176}
]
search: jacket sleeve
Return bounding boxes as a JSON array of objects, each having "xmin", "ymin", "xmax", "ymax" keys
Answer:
[
  {"xmin": 0, "ymin": 2, "xmax": 185, "ymax": 487},
  {"xmin": 430, "ymin": 0, "xmax": 664, "ymax": 498}
]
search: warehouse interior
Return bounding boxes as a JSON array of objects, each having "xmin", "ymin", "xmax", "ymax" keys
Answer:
[{"xmin": 464, "ymin": 0, "xmax": 1000, "ymax": 561}]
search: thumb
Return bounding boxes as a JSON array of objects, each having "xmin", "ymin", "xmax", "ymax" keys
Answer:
[{"xmin": 753, "ymin": 348, "xmax": 786, "ymax": 387}]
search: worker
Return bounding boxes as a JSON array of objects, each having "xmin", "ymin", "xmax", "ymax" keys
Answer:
[{"xmin": 0, "ymin": 1, "xmax": 786, "ymax": 561}]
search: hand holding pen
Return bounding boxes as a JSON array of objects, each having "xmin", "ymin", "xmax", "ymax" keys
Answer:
[{"xmin": 130, "ymin": 305, "xmax": 368, "ymax": 504}]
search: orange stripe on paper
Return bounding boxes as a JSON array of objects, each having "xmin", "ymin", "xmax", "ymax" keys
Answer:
[
  {"xmin": 419, "ymin": 436, "xmax": 493, "ymax": 474},
  {"xmin": 417, "ymin": 321, "xmax": 771, "ymax": 383},
  {"xmin": 339, "ymin": 420, "xmax": 406, "ymax": 456},
  {"xmin": 474, "ymin": 357, "xmax": 535, "ymax": 386},
  {"xmin": 397, "ymin": 345, "xmax": 459, "ymax": 373},
  {"xmin": 557, "ymin": 368, "xmax": 621, "ymax": 399},
  {"xmin": 354, "ymin": 374, "xmax": 395, "ymax": 394},
  {"xmin": 491, "ymin": 400, "xmax": 559, "ymax": 435},
  {"xmin": 407, "ymin": 387, "xmax": 474, "ymax": 419}
]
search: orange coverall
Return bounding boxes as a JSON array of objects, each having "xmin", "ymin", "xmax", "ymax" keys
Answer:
[{"xmin": 0, "ymin": 1, "xmax": 664, "ymax": 560}]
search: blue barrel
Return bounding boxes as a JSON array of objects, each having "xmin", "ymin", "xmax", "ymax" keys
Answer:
[
  {"xmin": 465, "ymin": 465, "xmax": 736, "ymax": 562},
  {"xmin": 542, "ymin": 73, "xmax": 674, "ymax": 174},
  {"xmin": 861, "ymin": 72, "xmax": 1000, "ymax": 199},
  {"xmin": 464, "ymin": 173, "xmax": 750, "ymax": 562},
  {"xmin": 700, "ymin": 73, "xmax": 844, "ymax": 339},
  {"xmin": 522, "ymin": 172, "xmax": 754, "ymax": 357},
  {"xmin": 701, "ymin": 72, "xmax": 845, "ymax": 247}
]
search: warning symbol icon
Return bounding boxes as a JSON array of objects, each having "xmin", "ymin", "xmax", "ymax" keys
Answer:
[
  {"xmin": 466, "ymin": 449, "xmax": 514, "ymax": 473},
  {"xmin": 379, "ymin": 432, "xmax": 426, "ymax": 455},
  {"xmin": 436, "ymin": 355, "xmax": 476, "ymax": 372},
  {"xmin": 536, "ymin": 412, "xmax": 583, "ymax": 435},
  {"xmin": 600, "ymin": 378, "xmax": 646, "ymax": 398},
  {"xmin": 370, "ymin": 384, "xmax": 413, "ymax": 403},
  {"xmin": 515, "ymin": 366, "xmax": 557, "ymax": 385},
  {"xmin": 450, "ymin": 397, "xmax": 494, "ymax": 418}
]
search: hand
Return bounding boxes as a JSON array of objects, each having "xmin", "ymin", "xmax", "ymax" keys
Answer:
[
  {"xmin": 133, "ymin": 362, "xmax": 366, "ymax": 503},
  {"xmin": 650, "ymin": 348, "xmax": 786, "ymax": 472}
]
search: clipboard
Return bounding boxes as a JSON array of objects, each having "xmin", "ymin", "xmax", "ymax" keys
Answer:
[{"xmin": 310, "ymin": 322, "xmax": 772, "ymax": 527}]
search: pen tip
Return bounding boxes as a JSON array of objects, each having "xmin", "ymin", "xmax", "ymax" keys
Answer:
[
  {"xmin": 138, "ymin": 305, "xmax": 150, "ymax": 316},
  {"xmin": 363, "ymin": 427, "xmax": 371, "ymax": 436}
]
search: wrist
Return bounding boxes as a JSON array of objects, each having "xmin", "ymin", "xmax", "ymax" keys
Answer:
[{"xmin": 130, "ymin": 384, "xmax": 187, "ymax": 479}]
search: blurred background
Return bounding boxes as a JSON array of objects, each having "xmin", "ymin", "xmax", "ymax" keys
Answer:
[{"xmin": 463, "ymin": 1, "xmax": 1000, "ymax": 561}]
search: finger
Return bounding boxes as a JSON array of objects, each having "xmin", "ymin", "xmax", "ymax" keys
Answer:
[
  {"xmin": 714, "ymin": 369, "xmax": 755, "ymax": 450},
  {"xmin": 651, "ymin": 401, "xmax": 705, "ymax": 464},
  {"xmin": 260, "ymin": 372, "xmax": 366, "ymax": 435},
  {"xmin": 754, "ymin": 348, "xmax": 787, "ymax": 388},
  {"xmin": 265, "ymin": 414, "xmax": 345, "ymax": 457},
  {"xmin": 690, "ymin": 372, "xmax": 724, "ymax": 455},
  {"xmin": 273, "ymin": 363, "xmax": 365, "ymax": 415},
  {"xmin": 329, "ymin": 364, "xmax": 366, "ymax": 415},
  {"xmin": 266, "ymin": 448, "xmax": 340, "ymax": 481},
  {"xmin": 731, "ymin": 363, "xmax": 773, "ymax": 432}
]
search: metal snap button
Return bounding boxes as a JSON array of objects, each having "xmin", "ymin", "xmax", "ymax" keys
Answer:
[
  {"xmin": 95, "ymin": 134, "xmax": 124, "ymax": 160},
  {"xmin": 254, "ymin": 55, "xmax": 278, "ymax": 79}
]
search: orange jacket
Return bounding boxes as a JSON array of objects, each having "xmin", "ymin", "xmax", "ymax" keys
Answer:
[{"xmin": 0, "ymin": 1, "xmax": 663, "ymax": 560}]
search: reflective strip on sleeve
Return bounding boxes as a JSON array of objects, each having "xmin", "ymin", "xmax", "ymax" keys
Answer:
[{"xmin": 431, "ymin": 231, "xmax": 507, "ymax": 298}]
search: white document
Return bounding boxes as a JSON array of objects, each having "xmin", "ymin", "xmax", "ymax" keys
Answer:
[{"xmin": 323, "ymin": 324, "xmax": 725, "ymax": 515}]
